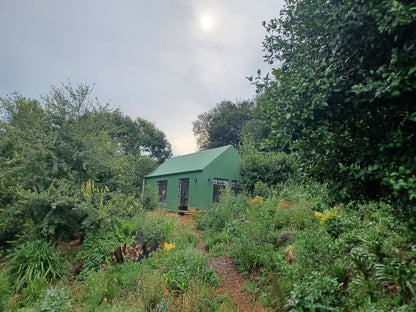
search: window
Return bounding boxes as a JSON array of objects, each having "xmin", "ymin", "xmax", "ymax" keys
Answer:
[
  {"xmin": 213, "ymin": 178, "xmax": 229, "ymax": 203},
  {"xmin": 231, "ymin": 180, "xmax": 243, "ymax": 194},
  {"xmin": 157, "ymin": 180, "xmax": 167, "ymax": 203}
]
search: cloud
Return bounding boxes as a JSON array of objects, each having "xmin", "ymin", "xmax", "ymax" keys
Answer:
[{"xmin": 0, "ymin": 0, "xmax": 284, "ymax": 155}]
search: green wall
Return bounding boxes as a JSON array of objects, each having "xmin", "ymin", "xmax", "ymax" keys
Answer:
[{"xmin": 144, "ymin": 146, "xmax": 241, "ymax": 211}]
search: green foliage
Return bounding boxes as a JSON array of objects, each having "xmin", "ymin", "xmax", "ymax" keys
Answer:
[
  {"xmin": 201, "ymin": 181, "xmax": 416, "ymax": 310},
  {"xmin": 254, "ymin": 0, "xmax": 416, "ymax": 226},
  {"xmin": 238, "ymin": 149, "xmax": 298, "ymax": 193},
  {"xmin": 161, "ymin": 247, "xmax": 219, "ymax": 293},
  {"xmin": 0, "ymin": 270, "xmax": 12, "ymax": 312},
  {"xmin": 192, "ymin": 99, "xmax": 255, "ymax": 149},
  {"xmin": 290, "ymin": 271, "xmax": 342, "ymax": 311},
  {"xmin": 75, "ymin": 232, "xmax": 120, "ymax": 281},
  {"xmin": 30, "ymin": 286, "xmax": 72, "ymax": 312},
  {"xmin": 199, "ymin": 193, "xmax": 246, "ymax": 233},
  {"xmin": 73, "ymin": 260, "xmax": 167, "ymax": 311},
  {"xmin": 375, "ymin": 260, "xmax": 416, "ymax": 304},
  {"xmin": 0, "ymin": 81, "xmax": 169, "ymax": 245},
  {"xmin": 5, "ymin": 240, "xmax": 68, "ymax": 306},
  {"xmin": 141, "ymin": 184, "xmax": 159, "ymax": 211}
]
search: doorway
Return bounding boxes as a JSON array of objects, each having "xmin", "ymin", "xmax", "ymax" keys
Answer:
[{"xmin": 178, "ymin": 178, "xmax": 189, "ymax": 210}]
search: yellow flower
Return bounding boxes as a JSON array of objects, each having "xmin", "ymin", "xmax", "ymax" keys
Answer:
[
  {"xmin": 163, "ymin": 242, "xmax": 176, "ymax": 251},
  {"xmin": 314, "ymin": 211, "xmax": 323, "ymax": 218},
  {"xmin": 248, "ymin": 196, "xmax": 264, "ymax": 206},
  {"xmin": 314, "ymin": 209, "xmax": 339, "ymax": 225}
]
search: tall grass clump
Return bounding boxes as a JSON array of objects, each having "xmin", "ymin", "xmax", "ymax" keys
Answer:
[
  {"xmin": 160, "ymin": 246, "xmax": 219, "ymax": 293},
  {"xmin": 6, "ymin": 239, "xmax": 68, "ymax": 304}
]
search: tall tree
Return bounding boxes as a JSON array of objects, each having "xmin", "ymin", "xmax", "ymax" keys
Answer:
[
  {"xmin": 192, "ymin": 100, "xmax": 255, "ymax": 150},
  {"xmin": 254, "ymin": 0, "xmax": 416, "ymax": 223},
  {"xmin": 0, "ymin": 82, "xmax": 172, "ymax": 245}
]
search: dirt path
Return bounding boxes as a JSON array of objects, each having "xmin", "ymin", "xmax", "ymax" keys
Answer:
[{"xmin": 177, "ymin": 212, "xmax": 269, "ymax": 312}]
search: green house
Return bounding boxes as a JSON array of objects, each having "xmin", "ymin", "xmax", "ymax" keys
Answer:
[{"xmin": 144, "ymin": 145, "xmax": 242, "ymax": 211}]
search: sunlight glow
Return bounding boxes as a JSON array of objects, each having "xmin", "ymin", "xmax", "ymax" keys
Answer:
[{"xmin": 200, "ymin": 15, "xmax": 213, "ymax": 31}]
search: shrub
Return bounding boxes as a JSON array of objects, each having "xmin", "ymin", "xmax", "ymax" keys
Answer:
[
  {"xmin": 73, "ymin": 260, "xmax": 167, "ymax": 311},
  {"xmin": 289, "ymin": 271, "xmax": 342, "ymax": 311},
  {"xmin": 6, "ymin": 240, "xmax": 68, "ymax": 293},
  {"xmin": 200, "ymin": 194, "xmax": 246, "ymax": 232},
  {"xmin": 161, "ymin": 247, "xmax": 219, "ymax": 293},
  {"xmin": 293, "ymin": 230, "xmax": 335, "ymax": 276},
  {"xmin": 141, "ymin": 185, "xmax": 158, "ymax": 210},
  {"xmin": 375, "ymin": 260, "xmax": 416, "ymax": 304},
  {"xmin": 75, "ymin": 231, "xmax": 121, "ymax": 281},
  {"xmin": 238, "ymin": 151, "xmax": 298, "ymax": 193},
  {"xmin": 276, "ymin": 199, "xmax": 316, "ymax": 230},
  {"xmin": 30, "ymin": 286, "xmax": 72, "ymax": 312}
]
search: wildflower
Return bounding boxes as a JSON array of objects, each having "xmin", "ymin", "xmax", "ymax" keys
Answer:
[
  {"xmin": 248, "ymin": 196, "xmax": 263, "ymax": 206},
  {"xmin": 314, "ymin": 211, "xmax": 323, "ymax": 218},
  {"xmin": 288, "ymin": 299, "xmax": 294, "ymax": 306},
  {"xmin": 314, "ymin": 209, "xmax": 338, "ymax": 225},
  {"xmin": 103, "ymin": 297, "xmax": 108, "ymax": 302},
  {"xmin": 164, "ymin": 289, "xmax": 169, "ymax": 297},
  {"xmin": 163, "ymin": 242, "xmax": 176, "ymax": 251}
]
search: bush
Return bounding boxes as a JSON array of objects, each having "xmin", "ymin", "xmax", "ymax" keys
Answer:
[
  {"xmin": 6, "ymin": 239, "xmax": 68, "ymax": 306},
  {"xmin": 161, "ymin": 247, "xmax": 219, "ymax": 293},
  {"xmin": 6, "ymin": 240, "xmax": 68, "ymax": 293},
  {"xmin": 289, "ymin": 271, "xmax": 342, "ymax": 311},
  {"xmin": 73, "ymin": 260, "xmax": 168, "ymax": 311},
  {"xmin": 30, "ymin": 286, "xmax": 72, "ymax": 312},
  {"xmin": 239, "ymin": 150, "xmax": 298, "ymax": 193},
  {"xmin": 200, "ymin": 194, "xmax": 246, "ymax": 232},
  {"xmin": 141, "ymin": 185, "xmax": 158, "ymax": 210}
]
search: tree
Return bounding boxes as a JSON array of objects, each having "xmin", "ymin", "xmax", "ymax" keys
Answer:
[
  {"xmin": 192, "ymin": 100, "xmax": 255, "ymax": 150},
  {"xmin": 0, "ymin": 82, "xmax": 172, "ymax": 246},
  {"xmin": 95, "ymin": 110, "xmax": 172, "ymax": 163},
  {"xmin": 254, "ymin": 0, "xmax": 416, "ymax": 223}
]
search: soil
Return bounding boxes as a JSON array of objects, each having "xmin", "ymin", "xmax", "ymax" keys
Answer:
[{"xmin": 177, "ymin": 211, "xmax": 270, "ymax": 312}]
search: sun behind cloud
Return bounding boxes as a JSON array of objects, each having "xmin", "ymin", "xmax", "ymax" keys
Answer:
[{"xmin": 200, "ymin": 14, "xmax": 214, "ymax": 32}]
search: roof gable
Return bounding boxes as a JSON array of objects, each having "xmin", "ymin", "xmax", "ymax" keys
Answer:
[{"xmin": 145, "ymin": 145, "xmax": 234, "ymax": 178}]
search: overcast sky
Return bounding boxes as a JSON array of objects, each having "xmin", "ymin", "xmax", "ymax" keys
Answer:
[{"xmin": 0, "ymin": 0, "xmax": 284, "ymax": 155}]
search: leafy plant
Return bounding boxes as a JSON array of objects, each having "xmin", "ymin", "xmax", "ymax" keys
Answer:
[
  {"xmin": 0, "ymin": 270, "xmax": 12, "ymax": 312},
  {"xmin": 375, "ymin": 260, "xmax": 416, "ymax": 304},
  {"xmin": 75, "ymin": 231, "xmax": 121, "ymax": 281},
  {"xmin": 290, "ymin": 271, "xmax": 342, "ymax": 311},
  {"xmin": 238, "ymin": 150, "xmax": 298, "ymax": 193},
  {"xmin": 161, "ymin": 247, "xmax": 219, "ymax": 293},
  {"xmin": 30, "ymin": 286, "xmax": 72, "ymax": 312},
  {"xmin": 141, "ymin": 184, "xmax": 158, "ymax": 210},
  {"xmin": 6, "ymin": 240, "xmax": 68, "ymax": 293}
]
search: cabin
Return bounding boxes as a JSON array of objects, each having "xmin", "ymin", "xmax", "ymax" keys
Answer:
[{"xmin": 143, "ymin": 145, "xmax": 242, "ymax": 211}]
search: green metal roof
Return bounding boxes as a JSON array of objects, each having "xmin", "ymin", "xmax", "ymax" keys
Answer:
[{"xmin": 145, "ymin": 145, "xmax": 232, "ymax": 178}]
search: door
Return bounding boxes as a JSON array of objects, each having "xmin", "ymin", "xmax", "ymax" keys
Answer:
[{"xmin": 178, "ymin": 178, "xmax": 189, "ymax": 210}]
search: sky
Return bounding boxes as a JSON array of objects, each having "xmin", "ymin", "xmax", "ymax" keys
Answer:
[{"xmin": 0, "ymin": 0, "xmax": 285, "ymax": 156}]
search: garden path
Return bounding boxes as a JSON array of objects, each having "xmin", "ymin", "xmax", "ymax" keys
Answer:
[{"xmin": 177, "ymin": 211, "xmax": 270, "ymax": 312}]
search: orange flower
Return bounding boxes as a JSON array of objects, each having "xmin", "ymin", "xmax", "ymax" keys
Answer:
[
  {"xmin": 103, "ymin": 297, "xmax": 108, "ymax": 302},
  {"xmin": 164, "ymin": 290, "xmax": 169, "ymax": 297}
]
